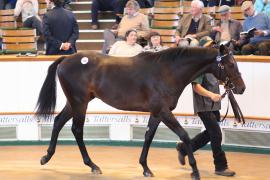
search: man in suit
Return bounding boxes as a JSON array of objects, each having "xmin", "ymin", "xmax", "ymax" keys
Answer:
[
  {"xmin": 43, "ymin": 0, "xmax": 79, "ymax": 55},
  {"xmin": 175, "ymin": 0, "xmax": 212, "ymax": 47}
]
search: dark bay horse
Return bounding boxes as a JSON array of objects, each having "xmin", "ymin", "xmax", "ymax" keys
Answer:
[{"xmin": 35, "ymin": 45, "xmax": 245, "ymax": 180}]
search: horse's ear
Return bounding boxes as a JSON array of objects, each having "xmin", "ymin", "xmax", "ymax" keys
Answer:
[{"xmin": 219, "ymin": 44, "xmax": 227, "ymax": 54}]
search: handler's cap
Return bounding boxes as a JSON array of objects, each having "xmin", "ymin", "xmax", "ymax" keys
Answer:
[
  {"xmin": 241, "ymin": 1, "xmax": 253, "ymax": 11},
  {"xmin": 217, "ymin": 5, "xmax": 231, "ymax": 14}
]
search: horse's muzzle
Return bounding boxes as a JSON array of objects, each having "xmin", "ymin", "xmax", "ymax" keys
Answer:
[{"xmin": 233, "ymin": 85, "xmax": 246, "ymax": 94}]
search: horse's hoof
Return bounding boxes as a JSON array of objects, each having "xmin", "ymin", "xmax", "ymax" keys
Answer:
[
  {"xmin": 91, "ymin": 167, "xmax": 102, "ymax": 174},
  {"xmin": 40, "ymin": 155, "xmax": 51, "ymax": 165},
  {"xmin": 191, "ymin": 171, "xmax": 200, "ymax": 180},
  {"xmin": 143, "ymin": 170, "xmax": 154, "ymax": 177},
  {"xmin": 40, "ymin": 156, "xmax": 49, "ymax": 165}
]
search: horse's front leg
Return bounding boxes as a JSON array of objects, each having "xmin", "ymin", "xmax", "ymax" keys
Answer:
[
  {"xmin": 139, "ymin": 115, "xmax": 161, "ymax": 177},
  {"xmin": 40, "ymin": 104, "xmax": 72, "ymax": 165},
  {"xmin": 160, "ymin": 109, "xmax": 200, "ymax": 180},
  {"xmin": 71, "ymin": 104, "xmax": 102, "ymax": 174}
]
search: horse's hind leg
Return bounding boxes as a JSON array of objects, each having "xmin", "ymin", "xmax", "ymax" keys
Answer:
[
  {"xmin": 71, "ymin": 103, "xmax": 102, "ymax": 174},
  {"xmin": 40, "ymin": 103, "xmax": 72, "ymax": 165},
  {"xmin": 139, "ymin": 115, "xmax": 160, "ymax": 177},
  {"xmin": 159, "ymin": 109, "xmax": 200, "ymax": 180}
]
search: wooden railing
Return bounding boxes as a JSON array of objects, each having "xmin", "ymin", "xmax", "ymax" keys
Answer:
[{"xmin": 0, "ymin": 54, "xmax": 270, "ymax": 63}]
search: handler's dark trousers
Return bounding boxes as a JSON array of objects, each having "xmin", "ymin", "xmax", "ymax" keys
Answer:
[{"xmin": 180, "ymin": 111, "xmax": 228, "ymax": 171}]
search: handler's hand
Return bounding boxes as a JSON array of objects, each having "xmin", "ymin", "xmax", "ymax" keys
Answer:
[{"xmin": 210, "ymin": 93, "xmax": 222, "ymax": 102}]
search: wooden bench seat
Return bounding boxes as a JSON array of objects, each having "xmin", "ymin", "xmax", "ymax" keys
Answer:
[{"xmin": 1, "ymin": 29, "xmax": 37, "ymax": 54}]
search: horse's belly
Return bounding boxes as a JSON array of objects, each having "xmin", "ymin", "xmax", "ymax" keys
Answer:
[{"xmin": 95, "ymin": 93, "xmax": 150, "ymax": 112}]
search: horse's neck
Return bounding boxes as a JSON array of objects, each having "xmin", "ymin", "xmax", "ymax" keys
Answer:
[
  {"xmin": 192, "ymin": 57, "xmax": 215, "ymax": 77},
  {"xmin": 174, "ymin": 55, "xmax": 216, "ymax": 92}
]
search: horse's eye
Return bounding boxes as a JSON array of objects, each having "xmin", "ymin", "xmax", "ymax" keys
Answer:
[{"xmin": 228, "ymin": 63, "xmax": 235, "ymax": 68}]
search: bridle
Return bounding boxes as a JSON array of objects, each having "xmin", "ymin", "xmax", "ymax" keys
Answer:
[
  {"xmin": 216, "ymin": 51, "xmax": 242, "ymax": 89},
  {"xmin": 215, "ymin": 51, "xmax": 245, "ymax": 124}
]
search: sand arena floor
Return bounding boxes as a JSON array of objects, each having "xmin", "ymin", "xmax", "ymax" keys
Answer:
[{"xmin": 0, "ymin": 145, "xmax": 269, "ymax": 180}]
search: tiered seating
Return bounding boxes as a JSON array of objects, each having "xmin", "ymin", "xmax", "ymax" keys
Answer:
[
  {"xmin": 38, "ymin": 0, "xmax": 47, "ymax": 19},
  {"xmin": 0, "ymin": 9, "xmax": 17, "ymax": 28},
  {"xmin": 70, "ymin": 0, "xmax": 113, "ymax": 50},
  {"xmin": 139, "ymin": 8, "xmax": 154, "ymax": 16},
  {"xmin": 0, "ymin": 0, "xmax": 247, "ymax": 52},
  {"xmin": 154, "ymin": 1, "xmax": 181, "ymax": 8},
  {"xmin": 150, "ymin": 28, "xmax": 177, "ymax": 47},
  {"xmin": 0, "ymin": 0, "xmax": 47, "ymax": 54},
  {"xmin": 1, "ymin": 29, "xmax": 37, "ymax": 54},
  {"xmin": 38, "ymin": 0, "xmax": 47, "ymax": 9},
  {"xmin": 151, "ymin": 0, "xmax": 182, "ymax": 47}
]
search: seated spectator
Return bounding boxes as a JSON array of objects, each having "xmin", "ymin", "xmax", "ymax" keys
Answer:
[
  {"xmin": 109, "ymin": 29, "xmax": 143, "ymax": 57},
  {"xmin": 175, "ymin": 0, "xmax": 212, "ymax": 47},
  {"xmin": 14, "ymin": 0, "xmax": 43, "ymax": 36},
  {"xmin": 211, "ymin": 5, "xmax": 243, "ymax": 53},
  {"xmin": 143, "ymin": 31, "xmax": 168, "ymax": 52},
  {"xmin": 116, "ymin": 0, "xmax": 154, "ymax": 28},
  {"xmin": 102, "ymin": 0, "xmax": 150, "ymax": 54},
  {"xmin": 43, "ymin": 0, "xmax": 79, "ymax": 55},
  {"xmin": 240, "ymin": 1, "xmax": 270, "ymax": 55},
  {"xmin": 254, "ymin": 0, "xmax": 270, "ymax": 17},
  {"xmin": 91, "ymin": 0, "xmax": 121, "ymax": 30}
]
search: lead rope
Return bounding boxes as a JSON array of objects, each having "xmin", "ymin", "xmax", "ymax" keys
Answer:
[
  {"xmin": 220, "ymin": 88, "xmax": 245, "ymax": 124},
  {"xmin": 220, "ymin": 89, "xmax": 230, "ymax": 122}
]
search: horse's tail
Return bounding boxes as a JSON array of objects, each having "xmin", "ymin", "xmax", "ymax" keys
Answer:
[{"xmin": 35, "ymin": 56, "xmax": 66, "ymax": 120}]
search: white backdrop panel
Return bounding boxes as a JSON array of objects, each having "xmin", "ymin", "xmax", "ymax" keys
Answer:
[{"xmin": 0, "ymin": 61, "xmax": 269, "ymax": 118}]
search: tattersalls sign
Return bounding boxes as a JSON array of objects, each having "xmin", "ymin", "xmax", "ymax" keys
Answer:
[{"xmin": 0, "ymin": 113, "xmax": 270, "ymax": 132}]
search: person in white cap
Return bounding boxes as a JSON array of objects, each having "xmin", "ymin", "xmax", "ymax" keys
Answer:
[
  {"xmin": 211, "ymin": 5, "xmax": 243, "ymax": 52},
  {"xmin": 211, "ymin": 5, "xmax": 243, "ymax": 54},
  {"xmin": 241, "ymin": 1, "xmax": 270, "ymax": 55}
]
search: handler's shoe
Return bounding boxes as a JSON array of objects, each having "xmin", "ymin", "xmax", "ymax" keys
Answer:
[
  {"xmin": 215, "ymin": 168, "xmax": 236, "ymax": 176},
  {"xmin": 176, "ymin": 142, "xmax": 186, "ymax": 165}
]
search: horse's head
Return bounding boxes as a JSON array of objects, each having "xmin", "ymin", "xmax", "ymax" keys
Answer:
[{"xmin": 214, "ymin": 44, "xmax": 246, "ymax": 94}]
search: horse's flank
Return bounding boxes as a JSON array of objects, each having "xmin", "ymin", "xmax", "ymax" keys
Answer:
[{"xmin": 56, "ymin": 47, "xmax": 218, "ymax": 114}]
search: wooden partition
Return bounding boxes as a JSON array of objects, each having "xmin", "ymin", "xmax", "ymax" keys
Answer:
[
  {"xmin": 0, "ymin": 9, "xmax": 16, "ymax": 28},
  {"xmin": 1, "ymin": 29, "xmax": 37, "ymax": 54}
]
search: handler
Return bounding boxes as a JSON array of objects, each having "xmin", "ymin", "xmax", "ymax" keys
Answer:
[{"xmin": 176, "ymin": 73, "xmax": 236, "ymax": 177}]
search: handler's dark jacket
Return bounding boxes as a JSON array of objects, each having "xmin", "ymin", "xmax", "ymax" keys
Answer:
[{"xmin": 192, "ymin": 73, "xmax": 221, "ymax": 113}]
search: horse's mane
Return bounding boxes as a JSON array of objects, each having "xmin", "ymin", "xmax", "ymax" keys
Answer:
[{"xmin": 135, "ymin": 47, "xmax": 218, "ymax": 64}]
